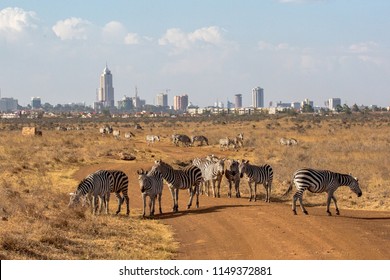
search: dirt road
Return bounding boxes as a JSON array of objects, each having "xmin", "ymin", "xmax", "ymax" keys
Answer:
[{"xmin": 74, "ymin": 157, "xmax": 390, "ymax": 260}]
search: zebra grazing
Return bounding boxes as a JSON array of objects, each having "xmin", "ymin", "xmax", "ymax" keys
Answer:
[
  {"xmin": 239, "ymin": 160, "xmax": 273, "ymax": 202},
  {"xmin": 152, "ymin": 159, "xmax": 202, "ymax": 212},
  {"xmin": 219, "ymin": 137, "xmax": 236, "ymax": 150},
  {"xmin": 69, "ymin": 170, "xmax": 113, "ymax": 215},
  {"xmin": 107, "ymin": 170, "xmax": 130, "ymax": 215},
  {"xmin": 191, "ymin": 135, "xmax": 209, "ymax": 146},
  {"xmin": 192, "ymin": 156, "xmax": 225, "ymax": 197},
  {"xmin": 173, "ymin": 134, "xmax": 192, "ymax": 147},
  {"xmin": 284, "ymin": 168, "xmax": 362, "ymax": 216},
  {"xmin": 137, "ymin": 168, "xmax": 163, "ymax": 217},
  {"xmin": 146, "ymin": 135, "xmax": 160, "ymax": 145},
  {"xmin": 225, "ymin": 159, "xmax": 241, "ymax": 198},
  {"xmin": 280, "ymin": 137, "xmax": 298, "ymax": 146},
  {"xmin": 99, "ymin": 125, "xmax": 113, "ymax": 136}
]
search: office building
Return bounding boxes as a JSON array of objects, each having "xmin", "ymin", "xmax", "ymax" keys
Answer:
[
  {"xmin": 156, "ymin": 93, "xmax": 168, "ymax": 107},
  {"xmin": 235, "ymin": 94, "xmax": 242, "ymax": 108},
  {"xmin": 252, "ymin": 87, "xmax": 264, "ymax": 108},
  {"xmin": 98, "ymin": 64, "xmax": 115, "ymax": 108}
]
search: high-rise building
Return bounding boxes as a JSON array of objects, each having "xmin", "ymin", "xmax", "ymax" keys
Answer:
[
  {"xmin": 235, "ymin": 94, "xmax": 242, "ymax": 108},
  {"xmin": 0, "ymin": 97, "xmax": 18, "ymax": 112},
  {"xmin": 173, "ymin": 94, "xmax": 189, "ymax": 111},
  {"xmin": 252, "ymin": 87, "xmax": 264, "ymax": 108},
  {"xmin": 31, "ymin": 97, "xmax": 41, "ymax": 109},
  {"xmin": 327, "ymin": 98, "xmax": 341, "ymax": 111},
  {"xmin": 156, "ymin": 93, "xmax": 168, "ymax": 107},
  {"xmin": 98, "ymin": 64, "xmax": 115, "ymax": 108}
]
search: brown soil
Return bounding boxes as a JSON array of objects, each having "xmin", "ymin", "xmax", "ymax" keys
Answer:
[{"xmin": 73, "ymin": 142, "xmax": 390, "ymax": 260}]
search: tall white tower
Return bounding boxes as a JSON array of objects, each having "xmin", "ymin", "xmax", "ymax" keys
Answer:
[
  {"xmin": 98, "ymin": 64, "xmax": 115, "ymax": 108},
  {"xmin": 252, "ymin": 86, "xmax": 264, "ymax": 108}
]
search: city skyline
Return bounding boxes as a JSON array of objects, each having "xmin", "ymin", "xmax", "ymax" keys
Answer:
[{"xmin": 1, "ymin": 1, "xmax": 389, "ymax": 108}]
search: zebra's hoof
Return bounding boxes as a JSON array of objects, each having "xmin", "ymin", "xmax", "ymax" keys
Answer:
[
  {"xmin": 293, "ymin": 210, "xmax": 297, "ymax": 215},
  {"xmin": 327, "ymin": 211, "xmax": 332, "ymax": 216},
  {"xmin": 304, "ymin": 211, "xmax": 308, "ymax": 215}
]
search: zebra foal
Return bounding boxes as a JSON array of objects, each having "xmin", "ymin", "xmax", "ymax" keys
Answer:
[
  {"xmin": 137, "ymin": 168, "xmax": 163, "ymax": 217},
  {"xmin": 239, "ymin": 160, "xmax": 273, "ymax": 202},
  {"xmin": 152, "ymin": 159, "xmax": 202, "ymax": 212},
  {"xmin": 284, "ymin": 168, "xmax": 362, "ymax": 216}
]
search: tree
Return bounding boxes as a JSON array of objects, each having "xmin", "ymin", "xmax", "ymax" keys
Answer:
[
  {"xmin": 352, "ymin": 104, "xmax": 360, "ymax": 112},
  {"xmin": 343, "ymin": 104, "xmax": 352, "ymax": 115},
  {"xmin": 301, "ymin": 104, "xmax": 314, "ymax": 113}
]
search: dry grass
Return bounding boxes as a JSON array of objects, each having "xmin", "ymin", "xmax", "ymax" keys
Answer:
[{"xmin": 0, "ymin": 113, "xmax": 389, "ymax": 259}]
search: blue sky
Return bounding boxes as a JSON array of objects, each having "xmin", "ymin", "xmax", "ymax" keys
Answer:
[{"xmin": 1, "ymin": 0, "xmax": 389, "ymax": 107}]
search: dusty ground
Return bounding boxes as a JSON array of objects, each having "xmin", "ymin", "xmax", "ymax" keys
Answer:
[{"xmin": 74, "ymin": 141, "xmax": 390, "ymax": 260}]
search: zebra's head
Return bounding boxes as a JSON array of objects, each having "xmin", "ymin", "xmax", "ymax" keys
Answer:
[
  {"xmin": 349, "ymin": 175, "xmax": 363, "ymax": 197},
  {"xmin": 238, "ymin": 160, "xmax": 249, "ymax": 178},
  {"xmin": 68, "ymin": 191, "xmax": 85, "ymax": 207},
  {"xmin": 137, "ymin": 169, "xmax": 148, "ymax": 193},
  {"xmin": 228, "ymin": 159, "xmax": 239, "ymax": 176}
]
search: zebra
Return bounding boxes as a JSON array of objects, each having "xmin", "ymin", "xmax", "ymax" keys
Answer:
[
  {"xmin": 69, "ymin": 170, "xmax": 113, "ymax": 215},
  {"xmin": 239, "ymin": 160, "xmax": 273, "ymax": 202},
  {"xmin": 173, "ymin": 134, "xmax": 192, "ymax": 147},
  {"xmin": 146, "ymin": 135, "xmax": 160, "ymax": 145},
  {"xmin": 137, "ymin": 168, "xmax": 163, "ymax": 217},
  {"xmin": 191, "ymin": 135, "xmax": 209, "ymax": 146},
  {"xmin": 107, "ymin": 170, "xmax": 130, "ymax": 215},
  {"xmin": 113, "ymin": 130, "xmax": 120, "ymax": 139},
  {"xmin": 284, "ymin": 168, "xmax": 362, "ymax": 216},
  {"xmin": 225, "ymin": 159, "xmax": 241, "ymax": 198},
  {"xmin": 234, "ymin": 133, "xmax": 244, "ymax": 148},
  {"xmin": 280, "ymin": 137, "xmax": 298, "ymax": 146},
  {"xmin": 192, "ymin": 156, "xmax": 225, "ymax": 197},
  {"xmin": 124, "ymin": 132, "xmax": 135, "ymax": 139},
  {"xmin": 152, "ymin": 159, "xmax": 202, "ymax": 212},
  {"xmin": 219, "ymin": 137, "xmax": 236, "ymax": 150},
  {"xmin": 99, "ymin": 125, "xmax": 113, "ymax": 136}
]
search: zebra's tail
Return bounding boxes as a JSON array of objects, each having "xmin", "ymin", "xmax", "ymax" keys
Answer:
[{"xmin": 282, "ymin": 181, "xmax": 293, "ymax": 197}]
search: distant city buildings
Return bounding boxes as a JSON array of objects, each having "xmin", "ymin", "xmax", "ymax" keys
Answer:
[
  {"xmin": 156, "ymin": 93, "xmax": 168, "ymax": 107},
  {"xmin": 0, "ymin": 97, "xmax": 18, "ymax": 112},
  {"xmin": 252, "ymin": 87, "xmax": 264, "ymax": 108}
]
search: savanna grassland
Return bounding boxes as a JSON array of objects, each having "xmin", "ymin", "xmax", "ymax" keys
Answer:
[{"xmin": 1, "ymin": 113, "xmax": 389, "ymax": 260}]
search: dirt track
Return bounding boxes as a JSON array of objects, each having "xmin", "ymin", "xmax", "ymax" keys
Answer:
[{"xmin": 73, "ymin": 143, "xmax": 390, "ymax": 260}]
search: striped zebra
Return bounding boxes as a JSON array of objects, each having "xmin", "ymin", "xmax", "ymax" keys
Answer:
[
  {"xmin": 173, "ymin": 134, "xmax": 192, "ymax": 147},
  {"xmin": 137, "ymin": 168, "xmax": 163, "ymax": 217},
  {"xmin": 192, "ymin": 156, "xmax": 225, "ymax": 197},
  {"xmin": 107, "ymin": 170, "xmax": 130, "ymax": 215},
  {"xmin": 191, "ymin": 135, "xmax": 209, "ymax": 146},
  {"xmin": 113, "ymin": 130, "xmax": 120, "ymax": 139},
  {"xmin": 225, "ymin": 159, "xmax": 241, "ymax": 198},
  {"xmin": 234, "ymin": 133, "xmax": 244, "ymax": 147},
  {"xmin": 152, "ymin": 159, "xmax": 202, "ymax": 212},
  {"xmin": 69, "ymin": 170, "xmax": 113, "ymax": 215},
  {"xmin": 146, "ymin": 135, "xmax": 160, "ymax": 145},
  {"xmin": 280, "ymin": 137, "xmax": 298, "ymax": 146},
  {"xmin": 284, "ymin": 168, "xmax": 362, "ymax": 216},
  {"xmin": 239, "ymin": 160, "xmax": 273, "ymax": 202}
]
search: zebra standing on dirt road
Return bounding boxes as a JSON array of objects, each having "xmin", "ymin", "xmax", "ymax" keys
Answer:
[
  {"xmin": 69, "ymin": 170, "xmax": 113, "ymax": 215},
  {"xmin": 152, "ymin": 159, "xmax": 202, "ymax": 212},
  {"xmin": 137, "ymin": 168, "xmax": 163, "ymax": 217},
  {"xmin": 284, "ymin": 168, "xmax": 362, "ymax": 216},
  {"xmin": 239, "ymin": 160, "xmax": 273, "ymax": 203},
  {"xmin": 192, "ymin": 156, "xmax": 225, "ymax": 197},
  {"xmin": 225, "ymin": 159, "xmax": 241, "ymax": 198}
]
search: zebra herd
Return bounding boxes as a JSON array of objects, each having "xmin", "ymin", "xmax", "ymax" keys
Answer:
[{"xmin": 69, "ymin": 156, "xmax": 363, "ymax": 217}]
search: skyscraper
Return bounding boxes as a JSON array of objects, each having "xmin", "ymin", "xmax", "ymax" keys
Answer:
[
  {"xmin": 235, "ymin": 94, "xmax": 242, "ymax": 108},
  {"xmin": 156, "ymin": 93, "xmax": 168, "ymax": 107},
  {"xmin": 252, "ymin": 87, "xmax": 264, "ymax": 108},
  {"xmin": 173, "ymin": 94, "xmax": 189, "ymax": 111},
  {"xmin": 98, "ymin": 64, "xmax": 115, "ymax": 108}
]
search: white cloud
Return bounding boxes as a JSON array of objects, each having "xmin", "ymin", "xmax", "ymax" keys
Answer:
[
  {"xmin": 258, "ymin": 40, "xmax": 294, "ymax": 51},
  {"xmin": 348, "ymin": 41, "xmax": 378, "ymax": 54},
  {"xmin": 52, "ymin": 17, "xmax": 92, "ymax": 40},
  {"xmin": 0, "ymin": 7, "xmax": 38, "ymax": 41},
  {"xmin": 102, "ymin": 21, "xmax": 126, "ymax": 42},
  {"xmin": 158, "ymin": 26, "xmax": 226, "ymax": 53},
  {"xmin": 124, "ymin": 33, "xmax": 140, "ymax": 45}
]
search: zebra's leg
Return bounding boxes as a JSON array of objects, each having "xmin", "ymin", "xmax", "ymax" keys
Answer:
[
  {"xmin": 105, "ymin": 193, "xmax": 110, "ymax": 214},
  {"xmin": 150, "ymin": 195, "xmax": 155, "ymax": 217},
  {"xmin": 115, "ymin": 192, "xmax": 122, "ymax": 215},
  {"xmin": 216, "ymin": 178, "xmax": 221, "ymax": 198},
  {"xmin": 332, "ymin": 195, "xmax": 340, "ymax": 215},
  {"xmin": 158, "ymin": 193, "xmax": 163, "ymax": 214},
  {"xmin": 326, "ymin": 193, "xmax": 333, "ymax": 216},
  {"xmin": 142, "ymin": 193, "xmax": 147, "ymax": 217},
  {"xmin": 169, "ymin": 186, "xmax": 177, "ymax": 212},
  {"xmin": 254, "ymin": 183, "xmax": 258, "ymax": 202},
  {"xmin": 228, "ymin": 181, "xmax": 232, "ymax": 198},
  {"xmin": 187, "ymin": 187, "xmax": 194, "ymax": 209},
  {"xmin": 124, "ymin": 195, "xmax": 130, "ymax": 215},
  {"xmin": 195, "ymin": 184, "xmax": 200, "ymax": 208},
  {"xmin": 235, "ymin": 180, "xmax": 241, "ymax": 198},
  {"xmin": 212, "ymin": 180, "xmax": 217, "ymax": 198},
  {"xmin": 248, "ymin": 182, "xmax": 253, "ymax": 201}
]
